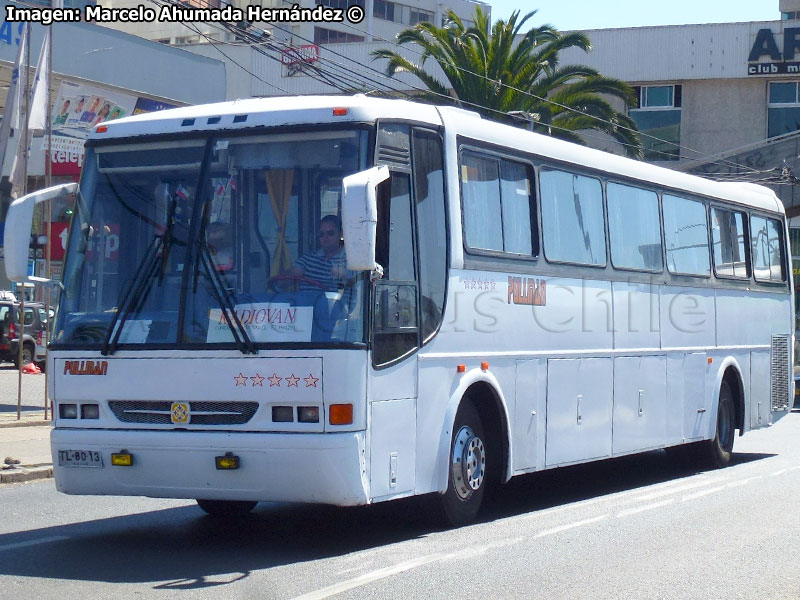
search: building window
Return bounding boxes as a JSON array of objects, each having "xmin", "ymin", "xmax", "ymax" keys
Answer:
[
  {"xmin": 783, "ymin": 11, "xmax": 800, "ymax": 19},
  {"xmin": 442, "ymin": 15, "xmax": 474, "ymax": 28},
  {"xmin": 313, "ymin": 27, "xmax": 364, "ymax": 44},
  {"xmin": 316, "ymin": 0, "xmax": 363, "ymax": 9},
  {"xmin": 374, "ymin": 0, "xmax": 432, "ymax": 25},
  {"xmin": 767, "ymin": 81, "xmax": 800, "ymax": 138},
  {"xmin": 630, "ymin": 84, "xmax": 682, "ymax": 161}
]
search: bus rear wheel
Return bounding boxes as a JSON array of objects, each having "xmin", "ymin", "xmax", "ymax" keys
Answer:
[
  {"xmin": 196, "ymin": 499, "xmax": 257, "ymax": 517},
  {"xmin": 440, "ymin": 400, "xmax": 487, "ymax": 527},
  {"xmin": 699, "ymin": 380, "xmax": 736, "ymax": 468}
]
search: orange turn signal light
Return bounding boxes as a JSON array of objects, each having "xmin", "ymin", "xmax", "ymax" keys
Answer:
[
  {"xmin": 481, "ymin": 361, "xmax": 489, "ymax": 371},
  {"xmin": 332, "ymin": 107, "xmax": 348, "ymax": 116},
  {"xmin": 329, "ymin": 403, "xmax": 353, "ymax": 425},
  {"xmin": 96, "ymin": 125, "xmax": 108, "ymax": 133},
  {"xmin": 708, "ymin": 357, "xmax": 713, "ymax": 364},
  {"xmin": 457, "ymin": 364, "xmax": 466, "ymax": 373}
]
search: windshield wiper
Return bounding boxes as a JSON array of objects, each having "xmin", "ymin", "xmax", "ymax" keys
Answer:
[
  {"xmin": 194, "ymin": 237, "xmax": 257, "ymax": 355},
  {"xmin": 101, "ymin": 235, "xmax": 163, "ymax": 356}
]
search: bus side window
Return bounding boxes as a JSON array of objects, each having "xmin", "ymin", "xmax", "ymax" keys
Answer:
[
  {"xmin": 607, "ymin": 182, "xmax": 662, "ymax": 272},
  {"xmin": 412, "ymin": 129, "xmax": 446, "ymax": 343},
  {"xmin": 373, "ymin": 173, "xmax": 419, "ymax": 367},
  {"xmin": 712, "ymin": 207, "xmax": 749, "ymax": 278},
  {"xmin": 751, "ymin": 215, "xmax": 786, "ymax": 283},
  {"xmin": 540, "ymin": 169, "xmax": 606, "ymax": 266}
]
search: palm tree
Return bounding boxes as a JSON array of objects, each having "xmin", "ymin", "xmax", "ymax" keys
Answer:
[{"xmin": 372, "ymin": 8, "xmax": 643, "ymax": 158}]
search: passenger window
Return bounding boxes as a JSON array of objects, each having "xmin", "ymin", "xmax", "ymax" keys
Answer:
[
  {"xmin": 460, "ymin": 151, "xmax": 534, "ymax": 255},
  {"xmin": 663, "ymin": 195, "xmax": 710, "ymax": 276},
  {"xmin": 607, "ymin": 183, "xmax": 662, "ymax": 271},
  {"xmin": 751, "ymin": 215, "xmax": 785, "ymax": 283},
  {"xmin": 540, "ymin": 169, "xmax": 605, "ymax": 266},
  {"xmin": 711, "ymin": 207, "xmax": 749, "ymax": 278}
]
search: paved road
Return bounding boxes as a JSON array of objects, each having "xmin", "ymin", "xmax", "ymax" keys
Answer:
[
  {"xmin": 1, "ymin": 412, "xmax": 799, "ymax": 600},
  {"xmin": 0, "ymin": 364, "xmax": 47, "ymax": 416}
]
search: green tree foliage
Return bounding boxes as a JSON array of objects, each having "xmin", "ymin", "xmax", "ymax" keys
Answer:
[{"xmin": 372, "ymin": 7, "xmax": 643, "ymax": 158}]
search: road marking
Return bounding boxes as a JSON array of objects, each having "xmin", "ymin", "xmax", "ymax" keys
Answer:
[
  {"xmin": 291, "ymin": 554, "xmax": 448, "ymax": 600},
  {"xmin": 770, "ymin": 469, "xmax": 788, "ymax": 477},
  {"xmin": 681, "ymin": 485, "xmax": 726, "ymax": 502},
  {"xmin": 620, "ymin": 478, "xmax": 726, "ymax": 505},
  {"xmin": 617, "ymin": 499, "xmax": 674, "ymax": 518},
  {"xmin": 533, "ymin": 514, "xmax": 609, "ymax": 538},
  {"xmin": 0, "ymin": 536, "xmax": 68, "ymax": 552},
  {"xmin": 726, "ymin": 476, "xmax": 762, "ymax": 488}
]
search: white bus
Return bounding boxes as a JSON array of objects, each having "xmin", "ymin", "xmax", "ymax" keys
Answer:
[{"xmin": 5, "ymin": 96, "xmax": 793, "ymax": 525}]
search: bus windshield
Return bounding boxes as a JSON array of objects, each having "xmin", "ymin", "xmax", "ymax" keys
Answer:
[{"xmin": 53, "ymin": 128, "xmax": 370, "ymax": 349}]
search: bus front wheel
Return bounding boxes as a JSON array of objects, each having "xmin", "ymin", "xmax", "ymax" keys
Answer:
[
  {"xmin": 440, "ymin": 400, "xmax": 487, "ymax": 526},
  {"xmin": 196, "ymin": 499, "xmax": 257, "ymax": 517},
  {"xmin": 699, "ymin": 380, "xmax": 736, "ymax": 468}
]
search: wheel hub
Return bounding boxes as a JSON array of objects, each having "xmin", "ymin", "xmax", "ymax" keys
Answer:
[{"xmin": 451, "ymin": 425, "xmax": 486, "ymax": 500}]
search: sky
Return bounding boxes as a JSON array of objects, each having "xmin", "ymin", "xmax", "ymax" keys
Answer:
[{"xmin": 486, "ymin": 1, "xmax": 779, "ymax": 30}]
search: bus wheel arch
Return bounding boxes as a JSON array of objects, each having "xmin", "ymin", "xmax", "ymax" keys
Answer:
[
  {"xmin": 701, "ymin": 362, "xmax": 744, "ymax": 468},
  {"xmin": 438, "ymin": 379, "xmax": 511, "ymax": 526},
  {"xmin": 462, "ymin": 381, "xmax": 511, "ymax": 489}
]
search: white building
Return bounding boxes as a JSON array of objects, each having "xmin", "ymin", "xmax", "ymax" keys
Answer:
[{"xmin": 97, "ymin": 0, "xmax": 488, "ymax": 49}]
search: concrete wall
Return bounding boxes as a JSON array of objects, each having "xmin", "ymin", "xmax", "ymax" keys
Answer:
[{"xmin": 681, "ymin": 78, "xmax": 768, "ymax": 156}]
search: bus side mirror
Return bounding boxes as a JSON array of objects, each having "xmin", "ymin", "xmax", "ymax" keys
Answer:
[
  {"xmin": 341, "ymin": 165, "xmax": 389, "ymax": 273},
  {"xmin": 3, "ymin": 182, "xmax": 78, "ymax": 284}
]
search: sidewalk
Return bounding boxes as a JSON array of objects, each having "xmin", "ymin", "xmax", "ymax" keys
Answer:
[{"xmin": 0, "ymin": 371, "xmax": 55, "ymax": 484}]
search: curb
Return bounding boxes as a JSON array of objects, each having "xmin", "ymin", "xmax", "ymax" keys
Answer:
[
  {"xmin": 0, "ymin": 465, "xmax": 53, "ymax": 484},
  {"xmin": 0, "ymin": 420, "xmax": 51, "ymax": 429}
]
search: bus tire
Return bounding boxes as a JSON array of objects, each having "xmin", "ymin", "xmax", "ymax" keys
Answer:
[
  {"xmin": 440, "ymin": 399, "xmax": 487, "ymax": 527},
  {"xmin": 14, "ymin": 343, "xmax": 34, "ymax": 368},
  {"xmin": 196, "ymin": 499, "xmax": 257, "ymax": 517},
  {"xmin": 699, "ymin": 380, "xmax": 736, "ymax": 469}
]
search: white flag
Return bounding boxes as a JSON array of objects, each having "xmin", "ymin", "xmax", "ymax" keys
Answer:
[
  {"xmin": 28, "ymin": 30, "xmax": 50, "ymax": 132},
  {"xmin": 0, "ymin": 24, "xmax": 28, "ymax": 177}
]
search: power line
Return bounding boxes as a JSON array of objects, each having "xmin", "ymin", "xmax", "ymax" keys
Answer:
[{"xmin": 138, "ymin": 0, "xmax": 787, "ymax": 184}]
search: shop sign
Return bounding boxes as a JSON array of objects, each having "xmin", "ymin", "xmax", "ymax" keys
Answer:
[{"xmin": 748, "ymin": 27, "xmax": 800, "ymax": 75}]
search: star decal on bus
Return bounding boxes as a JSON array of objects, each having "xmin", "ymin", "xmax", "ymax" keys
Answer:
[
  {"xmin": 268, "ymin": 373, "xmax": 282, "ymax": 387},
  {"xmin": 286, "ymin": 374, "xmax": 300, "ymax": 387},
  {"xmin": 234, "ymin": 372, "xmax": 248, "ymax": 386},
  {"xmin": 304, "ymin": 373, "xmax": 319, "ymax": 388},
  {"xmin": 250, "ymin": 373, "xmax": 265, "ymax": 387}
]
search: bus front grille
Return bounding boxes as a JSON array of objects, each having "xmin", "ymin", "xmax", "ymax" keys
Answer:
[
  {"xmin": 770, "ymin": 335, "xmax": 790, "ymax": 412},
  {"xmin": 108, "ymin": 400, "xmax": 259, "ymax": 425}
]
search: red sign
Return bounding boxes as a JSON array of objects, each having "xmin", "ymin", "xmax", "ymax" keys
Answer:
[
  {"xmin": 47, "ymin": 222, "xmax": 70, "ymax": 261},
  {"xmin": 49, "ymin": 148, "xmax": 83, "ymax": 177}
]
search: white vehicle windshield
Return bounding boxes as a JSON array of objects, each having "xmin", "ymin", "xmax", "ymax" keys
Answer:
[{"xmin": 53, "ymin": 129, "xmax": 370, "ymax": 350}]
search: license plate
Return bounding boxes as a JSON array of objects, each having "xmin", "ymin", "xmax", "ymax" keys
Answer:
[{"xmin": 58, "ymin": 449, "xmax": 104, "ymax": 468}]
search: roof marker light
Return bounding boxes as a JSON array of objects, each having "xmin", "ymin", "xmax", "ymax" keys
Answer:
[
  {"xmin": 457, "ymin": 364, "xmax": 466, "ymax": 373},
  {"xmin": 481, "ymin": 361, "xmax": 489, "ymax": 371},
  {"xmin": 332, "ymin": 107, "xmax": 348, "ymax": 116}
]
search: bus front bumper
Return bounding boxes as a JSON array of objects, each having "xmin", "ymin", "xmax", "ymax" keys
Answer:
[{"xmin": 51, "ymin": 428, "xmax": 369, "ymax": 505}]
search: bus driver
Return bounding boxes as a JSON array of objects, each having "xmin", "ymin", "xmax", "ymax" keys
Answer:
[{"xmin": 287, "ymin": 215, "xmax": 353, "ymax": 291}]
